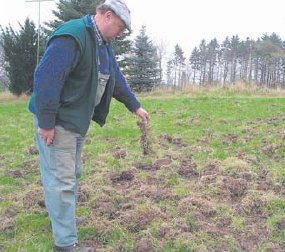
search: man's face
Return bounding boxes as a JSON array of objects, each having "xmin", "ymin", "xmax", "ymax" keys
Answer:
[{"xmin": 101, "ymin": 11, "xmax": 126, "ymax": 42}]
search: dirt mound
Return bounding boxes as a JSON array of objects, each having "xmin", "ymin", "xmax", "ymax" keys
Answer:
[
  {"xmin": 108, "ymin": 170, "xmax": 135, "ymax": 183},
  {"xmin": 135, "ymin": 237, "xmax": 154, "ymax": 252},
  {"xmin": 113, "ymin": 148, "xmax": 127, "ymax": 159},
  {"xmin": 26, "ymin": 146, "xmax": 39, "ymax": 155},
  {"xmin": 218, "ymin": 176, "xmax": 248, "ymax": 200},
  {"xmin": 7, "ymin": 170, "xmax": 24, "ymax": 178},
  {"xmin": 23, "ymin": 188, "xmax": 43, "ymax": 208},
  {"xmin": 119, "ymin": 206, "xmax": 167, "ymax": 232},
  {"xmin": 178, "ymin": 159, "xmax": 199, "ymax": 178},
  {"xmin": 177, "ymin": 196, "xmax": 217, "ymax": 218}
]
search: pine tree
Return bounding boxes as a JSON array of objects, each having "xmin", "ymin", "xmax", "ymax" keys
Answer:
[
  {"xmin": 173, "ymin": 44, "xmax": 185, "ymax": 88},
  {"xmin": 128, "ymin": 26, "xmax": 160, "ymax": 92},
  {"xmin": 189, "ymin": 47, "xmax": 200, "ymax": 83},
  {"xmin": 0, "ymin": 19, "xmax": 38, "ymax": 95}
]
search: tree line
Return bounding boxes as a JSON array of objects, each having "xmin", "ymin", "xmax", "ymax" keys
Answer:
[
  {"xmin": 167, "ymin": 33, "xmax": 285, "ymax": 89},
  {"xmin": 0, "ymin": 0, "xmax": 284, "ymax": 95}
]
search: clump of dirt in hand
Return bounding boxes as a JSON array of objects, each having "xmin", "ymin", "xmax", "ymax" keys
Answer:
[{"xmin": 137, "ymin": 120, "xmax": 153, "ymax": 155}]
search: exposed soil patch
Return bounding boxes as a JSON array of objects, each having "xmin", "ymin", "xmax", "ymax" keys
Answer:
[
  {"xmin": 177, "ymin": 196, "xmax": 217, "ymax": 218},
  {"xmin": 133, "ymin": 162, "xmax": 154, "ymax": 171},
  {"xmin": 261, "ymin": 143, "xmax": 283, "ymax": 157},
  {"xmin": 84, "ymin": 139, "xmax": 92, "ymax": 145},
  {"xmin": 82, "ymin": 239, "xmax": 98, "ymax": 250},
  {"xmin": 178, "ymin": 159, "xmax": 199, "ymax": 178},
  {"xmin": 137, "ymin": 185, "xmax": 174, "ymax": 202},
  {"xmin": 77, "ymin": 187, "xmax": 90, "ymax": 204},
  {"xmin": 256, "ymin": 179, "xmax": 273, "ymax": 191},
  {"xmin": 119, "ymin": 207, "xmax": 167, "ymax": 232},
  {"xmin": 113, "ymin": 148, "xmax": 127, "ymax": 159},
  {"xmin": 202, "ymin": 161, "xmax": 220, "ymax": 176},
  {"xmin": 92, "ymin": 196, "xmax": 118, "ymax": 219},
  {"xmin": 108, "ymin": 170, "xmax": 135, "ymax": 183},
  {"xmin": 23, "ymin": 189, "xmax": 43, "ymax": 208},
  {"xmin": 153, "ymin": 158, "xmax": 172, "ymax": 169},
  {"xmin": 159, "ymin": 134, "xmax": 188, "ymax": 149},
  {"xmin": 236, "ymin": 192, "xmax": 268, "ymax": 216},
  {"xmin": 218, "ymin": 176, "xmax": 248, "ymax": 200},
  {"xmin": 223, "ymin": 133, "xmax": 239, "ymax": 145},
  {"xmin": 235, "ymin": 218, "xmax": 270, "ymax": 251},
  {"xmin": 176, "ymin": 116, "xmax": 201, "ymax": 127},
  {"xmin": 26, "ymin": 146, "xmax": 39, "ymax": 155},
  {"xmin": 4, "ymin": 207, "xmax": 20, "ymax": 218},
  {"xmin": 235, "ymin": 151, "xmax": 259, "ymax": 166},
  {"xmin": 0, "ymin": 218, "xmax": 15, "ymax": 232},
  {"xmin": 276, "ymin": 217, "xmax": 285, "ymax": 231},
  {"xmin": 218, "ymin": 119, "xmax": 228, "ymax": 125},
  {"xmin": 135, "ymin": 237, "xmax": 154, "ymax": 252},
  {"xmin": 21, "ymin": 159, "xmax": 38, "ymax": 174},
  {"xmin": 7, "ymin": 170, "xmax": 24, "ymax": 178}
]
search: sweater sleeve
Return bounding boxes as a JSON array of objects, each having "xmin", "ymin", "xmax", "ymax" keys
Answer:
[
  {"xmin": 112, "ymin": 59, "xmax": 141, "ymax": 112},
  {"xmin": 34, "ymin": 36, "xmax": 80, "ymax": 130}
]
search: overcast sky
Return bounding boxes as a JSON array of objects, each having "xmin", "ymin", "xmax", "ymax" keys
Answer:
[{"xmin": 1, "ymin": 0, "xmax": 285, "ymax": 57}]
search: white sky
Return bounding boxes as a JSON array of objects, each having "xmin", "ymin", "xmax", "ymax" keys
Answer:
[{"xmin": 1, "ymin": 0, "xmax": 285, "ymax": 58}]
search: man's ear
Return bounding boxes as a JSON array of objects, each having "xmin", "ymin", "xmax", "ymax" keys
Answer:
[{"xmin": 104, "ymin": 10, "xmax": 113, "ymax": 22}]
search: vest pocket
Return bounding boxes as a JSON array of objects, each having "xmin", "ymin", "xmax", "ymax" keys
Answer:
[{"xmin": 95, "ymin": 72, "xmax": 109, "ymax": 107}]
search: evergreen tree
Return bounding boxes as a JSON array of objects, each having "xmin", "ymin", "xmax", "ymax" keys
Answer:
[
  {"xmin": 0, "ymin": 19, "xmax": 38, "ymax": 95},
  {"xmin": 198, "ymin": 39, "xmax": 207, "ymax": 85},
  {"xmin": 207, "ymin": 38, "xmax": 219, "ymax": 84},
  {"xmin": 128, "ymin": 26, "xmax": 160, "ymax": 92},
  {"xmin": 189, "ymin": 46, "xmax": 200, "ymax": 83},
  {"xmin": 173, "ymin": 44, "xmax": 186, "ymax": 88},
  {"xmin": 166, "ymin": 59, "xmax": 174, "ymax": 85}
]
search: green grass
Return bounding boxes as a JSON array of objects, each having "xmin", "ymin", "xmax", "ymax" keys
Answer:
[{"xmin": 1, "ymin": 90, "xmax": 285, "ymax": 251}]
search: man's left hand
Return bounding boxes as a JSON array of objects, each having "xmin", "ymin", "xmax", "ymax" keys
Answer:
[{"xmin": 135, "ymin": 107, "xmax": 149, "ymax": 123}]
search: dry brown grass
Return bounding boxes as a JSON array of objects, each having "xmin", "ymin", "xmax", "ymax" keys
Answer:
[
  {"xmin": 0, "ymin": 92, "xmax": 29, "ymax": 103},
  {"xmin": 148, "ymin": 82, "xmax": 285, "ymax": 97}
]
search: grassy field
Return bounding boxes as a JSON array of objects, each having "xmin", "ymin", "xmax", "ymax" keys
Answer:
[{"xmin": 1, "ymin": 88, "xmax": 285, "ymax": 251}]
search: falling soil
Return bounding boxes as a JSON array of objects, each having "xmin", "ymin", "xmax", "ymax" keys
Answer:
[{"xmin": 137, "ymin": 121, "xmax": 153, "ymax": 155}]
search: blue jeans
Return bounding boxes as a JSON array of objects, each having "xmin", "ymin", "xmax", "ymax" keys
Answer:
[{"xmin": 34, "ymin": 116, "xmax": 85, "ymax": 247}]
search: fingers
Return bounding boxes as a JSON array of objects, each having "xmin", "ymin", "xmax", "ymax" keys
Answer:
[
  {"xmin": 136, "ymin": 108, "xmax": 149, "ymax": 123},
  {"xmin": 38, "ymin": 128, "xmax": 55, "ymax": 146},
  {"xmin": 46, "ymin": 137, "xmax": 54, "ymax": 146}
]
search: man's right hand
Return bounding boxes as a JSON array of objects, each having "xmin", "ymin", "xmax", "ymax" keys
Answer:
[{"xmin": 38, "ymin": 128, "xmax": 55, "ymax": 146}]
